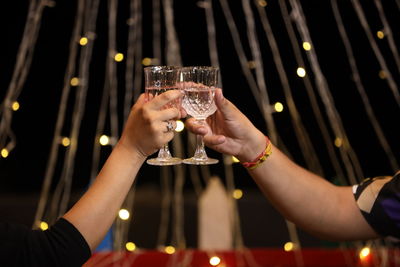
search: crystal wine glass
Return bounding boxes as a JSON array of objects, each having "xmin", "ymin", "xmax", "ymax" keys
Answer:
[
  {"xmin": 144, "ymin": 66, "xmax": 182, "ymax": 166},
  {"xmin": 179, "ymin": 66, "xmax": 219, "ymax": 165}
]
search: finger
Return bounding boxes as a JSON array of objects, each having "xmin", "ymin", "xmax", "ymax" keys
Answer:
[
  {"xmin": 185, "ymin": 117, "xmax": 208, "ymax": 135},
  {"xmin": 158, "ymin": 107, "xmax": 180, "ymax": 121},
  {"xmin": 163, "ymin": 120, "xmax": 177, "ymax": 133},
  {"xmin": 150, "ymin": 90, "xmax": 183, "ymax": 110},
  {"xmin": 214, "ymin": 89, "xmax": 238, "ymax": 118},
  {"xmin": 203, "ymin": 135, "xmax": 226, "ymax": 146}
]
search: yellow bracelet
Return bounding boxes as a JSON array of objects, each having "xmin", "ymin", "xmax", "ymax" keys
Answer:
[{"xmin": 241, "ymin": 137, "xmax": 272, "ymax": 170}]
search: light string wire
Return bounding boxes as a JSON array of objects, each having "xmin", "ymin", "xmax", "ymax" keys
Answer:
[
  {"xmin": 277, "ymin": 0, "xmax": 346, "ymax": 184},
  {"xmin": 373, "ymin": 0, "xmax": 400, "ymax": 75},
  {"xmin": 218, "ymin": 0, "xmax": 278, "ymax": 144},
  {"xmin": 331, "ymin": 0, "xmax": 399, "ymax": 172},
  {"xmin": 0, "ymin": 0, "xmax": 47, "ymax": 155},
  {"xmin": 33, "ymin": 0, "xmax": 86, "ymax": 227},
  {"xmin": 289, "ymin": 0, "xmax": 363, "ymax": 185},
  {"xmin": 49, "ymin": 0, "xmax": 101, "ymax": 221},
  {"xmin": 253, "ymin": 0, "xmax": 323, "ymax": 175},
  {"xmin": 351, "ymin": 0, "xmax": 400, "ymax": 108}
]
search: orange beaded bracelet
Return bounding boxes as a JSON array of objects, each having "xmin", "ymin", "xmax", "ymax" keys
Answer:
[{"xmin": 241, "ymin": 136, "xmax": 272, "ymax": 170}]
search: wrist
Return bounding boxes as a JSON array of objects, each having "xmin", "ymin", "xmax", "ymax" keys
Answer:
[
  {"xmin": 237, "ymin": 131, "xmax": 267, "ymax": 163},
  {"xmin": 114, "ymin": 140, "xmax": 147, "ymax": 163}
]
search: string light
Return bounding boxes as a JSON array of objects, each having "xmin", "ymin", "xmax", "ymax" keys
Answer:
[
  {"xmin": 40, "ymin": 221, "xmax": 49, "ymax": 231},
  {"xmin": 232, "ymin": 189, "xmax": 243, "ymax": 199},
  {"xmin": 114, "ymin": 53, "xmax": 124, "ymax": 62},
  {"xmin": 1, "ymin": 148, "xmax": 9, "ymax": 158},
  {"xmin": 378, "ymin": 70, "xmax": 386, "ymax": 79},
  {"xmin": 99, "ymin": 135, "xmax": 110, "ymax": 146},
  {"xmin": 126, "ymin": 242, "xmax": 136, "ymax": 251},
  {"xmin": 11, "ymin": 101, "xmax": 20, "ymax": 111},
  {"xmin": 359, "ymin": 247, "xmax": 371, "ymax": 262},
  {"xmin": 209, "ymin": 256, "xmax": 221, "ymax": 266},
  {"xmin": 284, "ymin": 242, "xmax": 294, "ymax": 251},
  {"xmin": 232, "ymin": 156, "xmax": 240, "ymax": 163},
  {"xmin": 79, "ymin": 37, "xmax": 88, "ymax": 46},
  {"xmin": 302, "ymin": 42, "xmax": 312, "ymax": 51},
  {"xmin": 142, "ymin": 57, "xmax": 152, "ymax": 66},
  {"xmin": 175, "ymin": 120, "xmax": 184, "ymax": 132},
  {"xmin": 334, "ymin": 137, "xmax": 343, "ymax": 148},
  {"xmin": 164, "ymin": 246, "xmax": 176, "ymax": 254},
  {"xmin": 274, "ymin": 102, "xmax": 284, "ymax": 112},
  {"xmin": 376, "ymin": 31, "xmax": 385, "ymax": 39},
  {"xmin": 61, "ymin": 137, "xmax": 71, "ymax": 147},
  {"xmin": 258, "ymin": 0, "xmax": 267, "ymax": 7},
  {"xmin": 296, "ymin": 67, "xmax": 306, "ymax": 77},
  {"xmin": 70, "ymin": 77, "xmax": 79, "ymax": 86},
  {"xmin": 118, "ymin": 209, "xmax": 130, "ymax": 220}
]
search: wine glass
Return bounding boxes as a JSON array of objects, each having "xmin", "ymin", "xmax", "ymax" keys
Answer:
[
  {"xmin": 144, "ymin": 66, "xmax": 182, "ymax": 166},
  {"xmin": 179, "ymin": 66, "xmax": 219, "ymax": 165}
]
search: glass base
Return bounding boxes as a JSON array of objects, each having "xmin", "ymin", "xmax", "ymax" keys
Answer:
[
  {"xmin": 183, "ymin": 157, "xmax": 219, "ymax": 165},
  {"xmin": 146, "ymin": 157, "xmax": 182, "ymax": 166}
]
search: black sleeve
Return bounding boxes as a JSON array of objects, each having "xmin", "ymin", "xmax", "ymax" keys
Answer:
[
  {"xmin": 0, "ymin": 218, "xmax": 91, "ymax": 267},
  {"xmin": 353, "ymin": 172, "xmax": 400, "ymax": 239}
]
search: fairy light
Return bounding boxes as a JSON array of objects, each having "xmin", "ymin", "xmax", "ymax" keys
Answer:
[
  {"xmin": 376, "ymin": 31, "xmax": 385, "ymax": 39},
  {"xmin": 359, "ymin": 247, "xmax": 370, "ymax": 260},
  {"xmin": 118, "ymin": 209, "xmax": 130, "ymax": 220},
  {"xmin": 209, "ymin": 256, "xmax": 221, "ymax": 266},
  {"xmin": 114, "ymin": 53, "xmax": 124, "ymax": 62},
  {"xmin": 334, "ymin": 137, "xmax": 343, "ymax": 148},
  {"xmin": 232, "ymin": 156, "xmax": 240, "ymax": 163},
  {"xmin": 164, "ymin": 246, "xmax": 176, "ymax": 254},
  {"xmin": 11, "ymin": 101, "xmax": 20, "ymax": 111},
  {"xmin": 99, "ymin": 135, "xmax": 110, "ymax": 146},
  {"xmin": 126, "ymin": 242, "xmax": 136, "ymax": 251},
  {"xmin": 233, "ymin": 189, "xmax": 243, "ymax": 200},
  {"xmin": 248, "ymin": 61, "xmax": 256, "ymax": 69},
  {"xmin": 175, "ymin": 120, "xmax": 184, "ymax": 132},
  {"xmin": 378, "ymin": 70, "xmax": 386, "ymax": 79},
  {"xmin": 296, "ymin": 67, "xmax": 306, "ymax": 77},
  {"xmin": 1, "ymin": 148, "xmax": 9, "ymax": 158},
  {"xmin": 274, "ymin": 102, "xmax": 284, "ymax": 112},
  {"xmin": 40, "ymin": 221, "xmax": 49, "ymax": 231},
  {"xmin": 142, "ymin": 57, "xmax": 152, "ymax": 66},
  {"xmin": 79, "ymin": 37, "xmax": 88, "ymax": 46},
  {"xmin": 258, "ymin": 0, "xmax": 267, "ymax": 7},
  {"xmin": 61, "ymin": 137, "xmax": 71, "ymax": 147},
  {"xmin": 70, "ymin": 77, "xmax": 79, "ymax": 86},
  {"xmin": 302, "ymin": 42, "xmax": 311, "ymax": 51},
  {"xmin": 284, "ymin": 242, "xmax": 294, "ymax": 251}
]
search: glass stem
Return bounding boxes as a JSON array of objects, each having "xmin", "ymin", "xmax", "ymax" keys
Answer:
[
  {"xmin": 193, "ymin": 119, "xmax": 208, "ymax": 160},
  {"xmin": 158, "ymin": 143, "xmax": 172, "ymax": 159}
]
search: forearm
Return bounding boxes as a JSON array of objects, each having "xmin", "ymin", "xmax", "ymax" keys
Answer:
[
  {"xmin": 241, "ymin": 143, "xmax": 378, "ymax": 241},
  {"xmin": 63, "ymin": 142, "xmax": 146, "ymax": 251}
]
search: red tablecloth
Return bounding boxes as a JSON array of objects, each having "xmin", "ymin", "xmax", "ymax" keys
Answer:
[{"xmin": 84, "ymin": 248, "xmax": 399, "ymax": 267}]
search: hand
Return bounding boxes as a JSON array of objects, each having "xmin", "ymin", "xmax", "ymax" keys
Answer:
[
  {"xmin": 118, "ymin": 90, "xmax": 184, "ymax": 159},
  {"xmin": 185, "ymin": 89, "xmax": 266, "ymax": 162}
]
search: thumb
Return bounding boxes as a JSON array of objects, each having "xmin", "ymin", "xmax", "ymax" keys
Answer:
[{"xmin": 214, "ymin": 88, "xmax": 237, "ymax": 118}]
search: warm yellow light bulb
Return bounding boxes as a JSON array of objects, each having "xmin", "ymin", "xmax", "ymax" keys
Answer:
[
  {"xmin": 79, "ymin": 37, "xmax": 88, "ymax": 46},
  {"xmin": 378, "ymin": 70, "xmax": 386, "ymax": 79},
  {"xmin": 99, "ymin": 135, "xmax": 110, "ymax": 146},
  {"xmin": 296, "ymin": 67, "xmax": 306, "ymax": 77},
  {"xmin": 232, "ymin": 156, "xmax": 240, "ymax": 163},
  {"xmin": 233, "ymin": 189, "xmax": 243, "ymax": 200},
  {"xmin": 377, "ymin": 31, "xmax": 385, "ymax": 39},
  {"xmin": 248, "ymin": 61, "xmax": 256, "ymax": 69},
  {"xmin": 274, "ymin": 102, "xmax": 284, "ymax": 112},
  {"xmin": 175, "ymin": 120, "xmax": 184, "ymax": 132},
  {"xmin": 61, "ymin": 137, "xmax": 71, "ymax": 147},
  {"xmin": 334, "ymin": 137, "xmax": 342, "ymax": 148},
  {"xmin": 40, "ymin": 221, "xmax": 49, "ymax": 231},
  {"xmin": 12, "ymin": 101, "xmax": 20, "ymax": 111},
  {"xmin": 164, "ymin": 246, "xmax": 176, "ymax": 254},
  {"xmin": 209, "ymin": 256, "xmax": 221, "ymax": 266},
  {"xmin": 119, "ymin": 209, "xmax": 130, "ymax": 220},
  {"xmin": 114, "ymin": 53, "xmax": 124, "ymax": 62},
  {"xmin": 70, "ymin": 77, "xmax": 79, "ymax": 86},
  {"xmin": 1, "ymin": 148, "xmax": 9, "ymax": 158},
  {"xmin": 359, "ymin": 247, "xmax": 370, "ymax": 259},
  {"xmin": 142, "ymin": 57, "xmax": 152, "ymax": 66},
  {"xmin": 258, "ymin": 0, "xmax": 267, "ymax": 7},
  {"xmin": 284, "ymin": 242, "xmax": 294, "ymax": 251},
  {"xmin": 302, "ymin": 42, "xmax": 311, "ymax": 51},
  {"xmin": 126, "ymin": 242, "xmax": 136, "ymax": 251}
]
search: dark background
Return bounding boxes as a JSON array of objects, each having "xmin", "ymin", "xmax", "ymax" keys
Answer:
[{"xmin": 1, "ymin": 0, "xmax": 399, "ymax": 249}]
